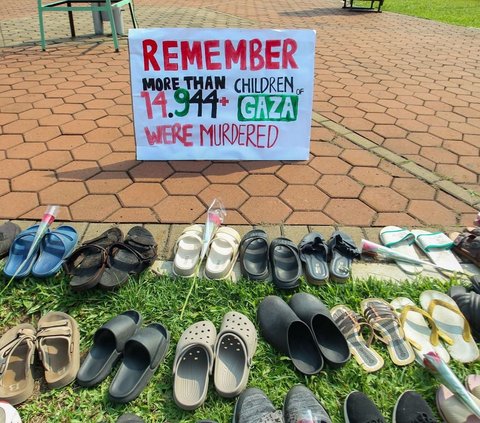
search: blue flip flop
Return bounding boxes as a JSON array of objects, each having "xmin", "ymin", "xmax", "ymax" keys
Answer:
[
  {"xmin": 32, "ymin": 226, "xmax": 78, "ymax": 278},
  {"xmin": 3, "ymin": 225, "xmax": 44, "ymax": 279}
]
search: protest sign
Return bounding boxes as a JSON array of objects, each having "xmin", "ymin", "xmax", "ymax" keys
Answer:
[{"xmin": 129, "ymin": 28, "xmax": 316, "ymax": 160}]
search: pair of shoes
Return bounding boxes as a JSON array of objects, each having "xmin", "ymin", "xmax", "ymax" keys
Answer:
[
  {"xmin": 233, "ymin": 385, "xmax": 331, "ymax": 423},
  {"xmin": 258, "ymin": 293, "xmax": 349, "ymax": 375},
  {"xmin": 77, "ymin": 311, "xmax": 169, "ymax": 403},
  {"xmin": 3, "ymin": 225, "xmax": 78, "ymax": 279},
  {"xmin": 299, "ymin": 230, "xmax": 360, "ymax": 284},
  {"xmin": 345, "ymin": 390, "xmax": 437, "ymax": 423},
  {"xmin": 173, "ymin": 225, "xmax": 240, "ymax": 280},
  {"xmin": 65, "ymin": 226, "xmax": 157, "ymax": 291},
  {"xmin": 0, "ymin": 222, "xmax": 21, "ymax": 259},
  {"xmin": 0, "ymin": 312, "xmax": 80, "ymax": 405},
  {"xmin": 240, "ymin": 231, "xmax": 302, "ymax": 290},
  {"xmin": 437, "ymin": 375, "xmax": 480, "ymax": 422},
  {"xmin": 173, "ymin": 311, "xmax": 257, "ymax": 410}
]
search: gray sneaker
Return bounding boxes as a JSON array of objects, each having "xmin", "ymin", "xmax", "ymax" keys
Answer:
[
  {"xmin": 283, "ymin": 385, "xmax": 332, "ymax": 423},
  {"xmin": 233, "ymin": 388, "xmax": 284, "ymax": 423}
]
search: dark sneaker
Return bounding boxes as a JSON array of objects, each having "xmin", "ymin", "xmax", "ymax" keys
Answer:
[
  {"xmin": 393, "ymin": 391, "xmax": 438, "ymax": 423},
  {"xmin": 233, "ymin": 388, "xmax": 284, "ymax": 423},
  {"xmin": 284, "ymin": 385, "xmax": 332, "ymax": 423},
  {"xmin": 344, "ymin": 391, "xmax": 386, "ymax": 423}
]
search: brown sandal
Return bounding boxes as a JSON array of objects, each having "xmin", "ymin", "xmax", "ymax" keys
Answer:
[
  {"xmin": 450, "ymin": 228, "xmax": 480, "ymax": 267},
  {"xmin": 0, "ymin": 323, "xmax": 36, "ymax": 405}
]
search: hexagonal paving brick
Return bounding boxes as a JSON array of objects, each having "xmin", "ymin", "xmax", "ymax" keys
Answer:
[
  {"xmin": 391, "ymin": 178, "xmax": 436, "ymax": 200},
  {"xmin": 70, "ymin": 195, "xmax": 121, "ymax": 221},
  {"xmin": 30, "ymin": 151, "xmax": 72, "ymax": 170},
  {"xmin": 85, "ymin": 171, "xmax": 132, "ymax": 194},
  {"xmin": 96, "ymin": 116, "xmax": 130, "ymax": 128},
  {"xmin": 360, "ymin": 187, "xmax": 408, "ymax": 212},
  {"xmin": 0, "ymin": 180, "xmax": 9, "ymax": 197},
  {"xmin": 459, "ymin": 157, "xmax": 480, "ymax": 174},
  {"xmin": 317, "ymin": 175, "xmax": 363, "ymax": 198},
  {"xmin": 309, "ymin": 157, "xmax": 352, "ymax": 175},
  {"xmin": 6, "ymin": 142, "xmax": 46, "ymax": 159},
  {"xmin": 0, "ymin": 159, "xmax": 30, "ymax": 179},
  {"xmin": 60, "ymin": 120, "xmax": 97, "ymax": 135},
  {"xmin": 99, "ymin": 153, "xmax": 138, "ymax": 172},
  {"xmin": 72, "ymin": 143, "xmax": 112, "ymax": 161},
  {"xmin": 73, "ymin": 109, "xmax": 107, "ymax": 120},
  {"xmin": 203, "ymin": 163, "xmax": 248, "ymax": 183},
  {"xmin": 436, "ymin": 164, "xmax": 477, "ymax": 183},
  {"xmin": 408, "ymin": 200, "xmax": 457, "ymax": 225},
  {"xmin": 280, "ymin": 185, "xmax": 329, "ymax": 210},
  {"xmin": 276, "ymin": 165, "xmax": 320, "ymax": 184},
  {"xmin": 162, "ymin": 173, "xmax": 210, "ymax": 195},
  {"xmin": 240, "ymin": 175, "xmax": 286, "ymax": 196},
  {"xmin": 198, "ymin": 184, "xmax": 248, "ymax": 209},
  {"xmin": 169, "ymin": 161, "xmax": 212, "ymax": 172},
  {"xmin": 374, "ymin": 213, "xmax": 420, "ymax": 227},
  {"xmin": 12, "ymin": 170, "xmax": 56, "ymax": 192},
  {"xmin": 47, "ymin": 135, "xmax": 85, "ymax": 150},
  {"xmin": 350, "ymin": 167, "xmax": 393, "ymax": 187},
  {"xmin": 3, "ymin": 119, "xmax": 38, "ymax": 134},
  {"xmin": 57, "ymin": 161, "xmax": 102, "ymax": 181},
  {"xmin": 310, "ymin": 141, "xmax": 343, "ymax": 157},
  {"xmin": 129, "ymin": 162, "xmax": 174, "ymax": 182},
  {"xmin": 420, "ymin": 147, "xmax": 458, "ymax": 164},
  {"xmin": 118, "ymin": 183, "xmax": 167, "ymax": 207},
  {"xmin": 153, "ymin": 196, "xmax": 204, "ymax": 223},
  {"xmin": 106, "ymin": 208, "xmax": 158, "ymax": 223},
  {"xmin": 0, "ymin": 192, "xmax": 38, "ymax": 219},
  {"xmin": 239, "ymin": 161, "xmax": 282, "ymax": 174},
  {"xmin": 240, "ymin": 197, "xmax": 292, "ymax": 224},
  {"xmin": 40, "ymin": 182, "xmax": 88, "ymax": 206},
  {"xmin": 85, "ymin": 128, "xmax": 122, "ymax": 143},
  {"xmin": 285, "ymin": 212, "xmax": 334, "ymax": 225},
  {"xmin": 324, "ymin": 199, "xmax": 375, "ymax": 226},
  {"xmin": 340, "ymin": 150, "xmax": 380, "ymax": 167}
]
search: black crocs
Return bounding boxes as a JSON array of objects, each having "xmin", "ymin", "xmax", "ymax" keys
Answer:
[
  {"xmin": 269, "ymin": 237, "xmax": 302, "ymax": 290},
  {"xmin": 239, "ymin": 229, "xmax": 270, "ymax": 281},
  {"xmin": 448, "ymin": 285, "xmax": 480, "ymax": 342},
  {"xmin": 298, "ymin": 232, "xmax": 329, "ymax": 285},
  {"xmin": 327, "ymin": 231, "xmax": 360, "ymax": 283},
  {"xmin": 77, "ymin": 310, "xmax": 142, "ymax": 387},
  {"xmin": 99, "ymin": 226, "xmax": 157, "ymax": 290}
]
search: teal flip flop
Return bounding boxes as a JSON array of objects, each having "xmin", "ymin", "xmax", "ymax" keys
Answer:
[{"xmin": 32, "ymin": 225, "xmax": 78, "ymax": 278}]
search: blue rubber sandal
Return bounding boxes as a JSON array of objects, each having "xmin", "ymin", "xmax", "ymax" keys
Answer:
[
  {"xmin": 3, "ymin": 225, "xmax": 44, "ymax": 279},
  {"xmin": 32, "ymin": 226, "xmax": 78, "ymax": 278}
]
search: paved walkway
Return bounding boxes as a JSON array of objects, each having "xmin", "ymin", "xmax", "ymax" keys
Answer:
[{"xmin": 1, "ymin": 0, "xmax": 479, "ymax": 227}]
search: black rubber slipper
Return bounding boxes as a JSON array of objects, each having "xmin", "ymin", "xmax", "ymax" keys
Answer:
[
  {"xmin": 77, "ymin": 310, "xmax": 142, "ymax": 387},
  {"xmin": 117, "ymin": 414, "xmax": 145, "ymax": 423},
  {"xmin": 239, "ymin": 229, "xmax": 270, "ymax": 281},
  {"xmin": 0, "ymin": 222, "xmax": 21, "ymax": 258},
  {"xmin": 448, "ymin": 285, "xmax": 480, "ymax": 342},
  {"xmin": 327, "ymin": 231, "xmax": 360, "ymax": 283},
  {"xmin": 109, "ymin": 322, "xmax": 170, "ymax": 403},
  {"xmin": 257, "ymin": 295, "xmax": 323, "ymax": 375},
  {"xmin": 269, "ymin": 237, "xmax": 302, "ymax": 290},
  {"xmin": 298, "ymin": 232, "xmax": 329, "ymax": 285},
  {"xmin": 289, "ymin": 293, "xmax": 350, "ymax": 368},
  {"xmin": 99, "ymin": 226, "xmax": 157, "ymax": 290},
  {"xmin": 65, "ymin": 227, "xmax": 123, "ymax": 291}
]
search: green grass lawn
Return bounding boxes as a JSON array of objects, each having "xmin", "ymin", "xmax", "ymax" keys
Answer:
[
  {"xmin": 383, "ymin": 0, "xmax": 480, "ymax": 28},
  {"xmin": 1, "ymin": 271, "xmax": 479, "ymax": 422}
]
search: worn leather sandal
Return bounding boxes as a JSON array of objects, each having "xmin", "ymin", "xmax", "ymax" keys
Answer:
[
  {"xmin": 450, "ymin": 228, "xmax": 480, "ymax": 268},
  {"xmin": 65, "ymin": 227, "xmax": 123, "ymax": 291},
  {"xmin": 99, "ymin": 226, "xmax": 157, "ymax": 290},
  {"xmin": 36, "ymin": 312, "xmax": 80, "ymax": 388},
  {"xmin": 0, "ymin": 324, "xmax": 36, "ymax": 405}
]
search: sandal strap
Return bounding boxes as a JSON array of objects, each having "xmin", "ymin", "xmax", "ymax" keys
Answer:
[
  {"xmin": 107, "ymin": 242, "xmax": 155, "ymax": 271},
  {"xmin": 335, "ymin": 309, "xmax": 374, "ymax": 346},
  {"xmin": 37, "ymin": 320, "xmax": 72, "ymax": 371},
  {"xmin": 363, "ymin": 302, "xmax": 404, "ymax": 345},
  {"xmin": 328, "ymin": 232, "xmax": 360, "ymax": 259},
  {"xmin": 427, "ymin": 298, "xmax": 472, "ymax": 343},
  {"xmin": 299, "ymin": 235, "xmax": 328, "ymax": 260},
  {"xmin": 0, "ymin": 329, "xmax": 36, "ymax": 377},
  {"xmin": 63, "ymin": 244, "xmax": 108, "ymax": 275},
  {"xmin": 399, "ymin": 305, "xmax": 445, "ymax": 350},
  {"xmin": 381, "ymin": 228, "xmax": 415, "ymax": 247}
]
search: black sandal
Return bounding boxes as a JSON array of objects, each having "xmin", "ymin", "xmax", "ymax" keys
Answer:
[
  {"xmin": 327, "ymin": 231, "xmax": 360, "ymax": 283},
  {"xmin": 239, "ymin": 229, "xmax": 270, "ymax": 281},
  {"xmin": 99, "ymin": 226, "xmax": 157, "ymax": 290},
  {"xmin": 298, "ymin": 232, "xmax": 329, "ymax": 285},
  {"xmin": 269, "ymin": 237, "xmax": 302, "ymax": 290}
]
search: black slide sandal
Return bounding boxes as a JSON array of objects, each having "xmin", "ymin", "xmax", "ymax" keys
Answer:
[
  {"xmin": 269, "ymin": 237, "xmax": 302, "ymax": 290},
  {"xmin": 289, "ymin": 293, "xmax": 350, "ymax": 368},
  {"xmin": 258, "ymin": 295, "xmax": 323, "ymax": 375},
  {"xmin": 77, "ymin": 310, "xmax": 142, "ymax": 387},
  {"xmin": 327, "ymin": 231, "xmax": 360, "ymax": 283},
  {"xmin": 109, "ymin": 322, "xmax": 170, "ymax": 403},
  {"xmin": 298, "ymin": 232, "xmax": 329, "ymax": 285},
  {"xmin": 239, "ymin": 229, "xmax": 270, "ymax": 281}
]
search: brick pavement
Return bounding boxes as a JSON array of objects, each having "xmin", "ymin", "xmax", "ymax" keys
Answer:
[{"xmin": 0, "ymin": 0, "xmax": 479, "ymax": 227}]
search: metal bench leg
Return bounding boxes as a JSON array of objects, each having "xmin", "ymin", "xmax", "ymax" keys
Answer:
[
  {"xmin": 106, "ymin": 0, "xmax": 120, "ymax": 52},
  {"xmin": 67, "ymin": 2, "xmax": 76, "ymax": 38},
  {"xmin": 128, "ymin": 1, "xmax": 138, "ymax": 28},
  {"xmin": 38, "ymin": 0, "xmax": 47, "ymax": 50}
]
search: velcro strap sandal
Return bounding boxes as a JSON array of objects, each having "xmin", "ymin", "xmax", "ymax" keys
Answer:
[
  {"xmin": 173, "ymin": 321, "xmax": 216, "ymax": 410},
  {"xmin": 214, "ymin": 312, "xmax": 257, "ymax": 398}
]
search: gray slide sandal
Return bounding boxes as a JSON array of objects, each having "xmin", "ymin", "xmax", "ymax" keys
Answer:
[{"xmin": 173, "ymin": 321, "xmax": 216, "ymax": 410}]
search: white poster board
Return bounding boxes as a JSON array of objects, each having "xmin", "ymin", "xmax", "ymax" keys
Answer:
[{"xmin": 129, "ymin": 28, "xmax": 316, "ymax": 160}]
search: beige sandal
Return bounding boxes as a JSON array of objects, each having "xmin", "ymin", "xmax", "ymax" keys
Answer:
[
  {"xmin": 0, "ymin": 323, "xmax": 36, "ymax": 405},
  {"xmin": 36, "ymin": 312, "xmax": 80, "ymax": 388}
]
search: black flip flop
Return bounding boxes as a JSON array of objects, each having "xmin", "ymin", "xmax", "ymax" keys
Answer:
[
  {"xmin": 257, "ymin": 295, "xmax": 323, "ymax": 375},
  {"xmin": 269, "ymin": 237, "xmax": 302, "ymax": 290},
  {"xmin": 99, "ymin": 226, "xmax": 157, "ymax": 290},
  {"xmin": 77, "ymin": 310, "xmax": 142, "ymax": 387},
  {"xmin": 239, "ymin": 229, "xmax": 270, "ymax": 281},
  {"xmin": 0, "ymin": 222, "xmax": 21, "ymax": 258},
  {"xmin": 109, "ymin": 322, "xmax": 170, "ymax": 403},
  {"xmin": 289, "ymin": 293, "xmax": 350, "ymax": 368},
  {"xmin": 327, "ymin": 231, "xmax": 360, "ymax": 283},
  {"xmin": 65, "ymin": 227, "xmax": 123, "ymax": 291},
  {"xmin": 298, "ymin": 232, "xmax": 329, "ymax": 285}
]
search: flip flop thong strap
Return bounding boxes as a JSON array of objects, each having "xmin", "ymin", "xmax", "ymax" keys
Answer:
[
  {"xmin": 0, "ymin": 329, "xmax": 36, "ymax": 376},
  {"xmin": 382, "ymin": 228, "xmax": 415, "ymax": 247},
  {"xmin": 399, "ymin": 305, "xmax": 441, "ymax": 349},
  {"xmin": 427, "ymin": 298, "xmax": 471, "ymax": 343}
]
